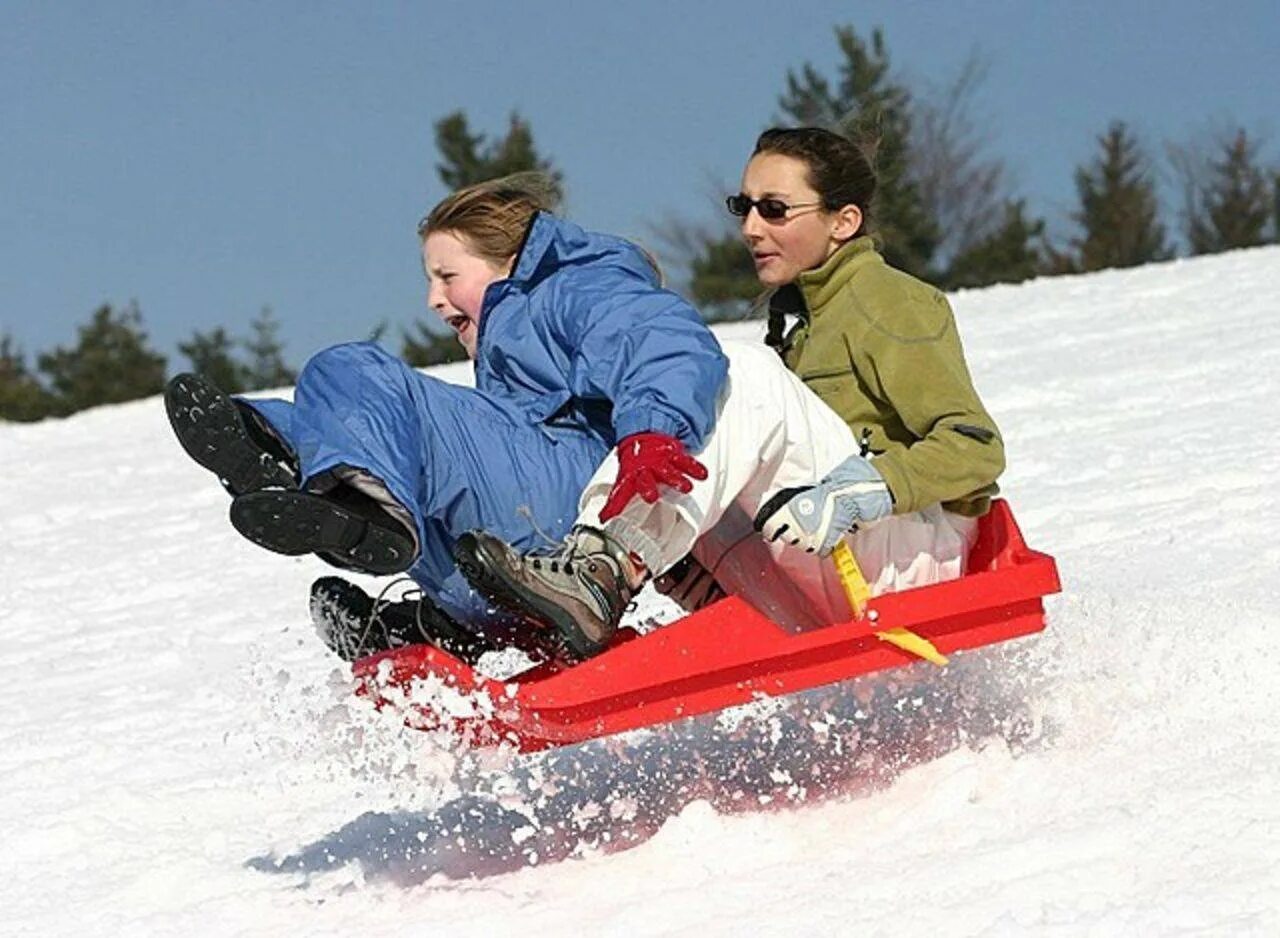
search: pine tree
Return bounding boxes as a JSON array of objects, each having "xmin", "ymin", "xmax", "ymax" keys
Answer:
[
  {"xmin": 1187, "ymin": 129, "xmax": 1272, "ymax": 254},
  {"xmin": 688, "ymin": 234, "xmax": 761, "ymax": 319},
  {"xmin": 36, "ymin": 302, "xmax": 167, "ymax": 415},
  {"xmin": 1069, "ymin": 122, "xmax": 1170, "ymax": 271},
  {"xmin": 241, "ymin": 307, "xmax": 295, "ymax": 390},
  {"xmin": 178, "ymin": 327, "xmax": 247, "ymax": 393},
  {"xmin": 401, "ymin": 321, "xmax": 468, "ymax": 368},
  {"xmin": 433, "ymin": 111, "xmax": 564, "ymax": 201},
  {"xmin": 1274, "ymin": 171, "xmax": 1280, "ymax": 242},
  {"xmin": 941, "ymin": 200, "xmax": 1045, "ymax": 290},
  {"xmin": 0, "ymin": 333, "xmax": 55, "ymax": 422},
  {"xmin": 779, "ymin": 25, "xmax": 940, "ymax": 278}
]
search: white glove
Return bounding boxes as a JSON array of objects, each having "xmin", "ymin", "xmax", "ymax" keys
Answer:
[{"xmin": 754, "ymin": 454, "xmax": 893, "ymax": 556}]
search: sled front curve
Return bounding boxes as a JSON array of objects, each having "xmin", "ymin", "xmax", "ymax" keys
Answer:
[{"xmin": 353, "ymin": 499, "xmax": 1061, "ymax": 752}]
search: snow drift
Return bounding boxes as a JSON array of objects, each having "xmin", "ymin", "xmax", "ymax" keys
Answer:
[{"xmin": 2, "ymin": 246, "xmax": 1278, "ymax": 935}]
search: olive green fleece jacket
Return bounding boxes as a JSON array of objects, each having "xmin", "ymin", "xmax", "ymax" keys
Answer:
[{"xmin": 772, "ymin": 236, "xmax": 1004, "ymax": 517}]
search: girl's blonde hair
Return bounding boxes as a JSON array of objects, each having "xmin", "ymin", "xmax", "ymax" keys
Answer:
[{"xmin": 418, "ymin": 172, "xmax": 561, "ymax": 267}]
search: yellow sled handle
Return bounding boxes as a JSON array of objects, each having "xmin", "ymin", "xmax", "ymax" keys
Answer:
[
  {"xmin": 832, "ymin": 540, "xmax": 948, "ymax": 668},
  {"xmin": 832, "ymin": 540, "xmax": 873, "ymax": 617}
]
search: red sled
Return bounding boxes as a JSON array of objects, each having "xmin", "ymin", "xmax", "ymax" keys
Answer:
[{"xmin": 353, "ymin": 499, "xmax": 1061, "ymax": 752}]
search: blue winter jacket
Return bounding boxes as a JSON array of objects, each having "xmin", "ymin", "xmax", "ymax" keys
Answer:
[
  {"xmin": 247, "ymin": 213, "xmax": 728, "ymax": 626},
  {"xmin": 474, "ymin": 212, "xmax": 728, "ymax": 450}
]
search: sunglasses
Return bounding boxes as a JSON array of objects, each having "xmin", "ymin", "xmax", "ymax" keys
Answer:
[{"xmin": 726, "ymin": 194, "xmax": 823, "ymax": 222}]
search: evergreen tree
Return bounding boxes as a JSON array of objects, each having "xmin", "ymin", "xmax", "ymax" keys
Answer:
[
  {"xmin": 1187, "ymin": 129, "xmax": 1273, "ymax": 254},
  {"xmin": 433, "ymin": 110, "xmax": 564, "ymax": 200},
  {"xmin": 178, "ymin": 327, "xmax": 247, "ymax": 393},
  {"xmin": 400, "ymin": 321, "xmax": 468, "ymax": 368},
  {"xmin": 1069, "ymin": 121, "xmax": 1170, "ymax": 271},
  {"xmin": 1274, "ymin": 171, "xmax": 1280, "ymax": 242},
  {"xmin": 779, "ymin": 25, "xmax": 940, "ymax": 278},
  {"xmin": 36, "ymin": 302, "xmax": 167, "ymax": 415},
  {"xmin": 0, "ymin": 333, "xmax": 55, "ymax": 422},
  {"xmin": 241, "ymin": 307, "xmax": 295, "ymax": 390},
  {"xmin": 941, "ymin": 200, "xmax": 1045, "ymax": 290},
  {"xmin": 688, "ymin": 234, "xmax": 760, "ymax": 319}
]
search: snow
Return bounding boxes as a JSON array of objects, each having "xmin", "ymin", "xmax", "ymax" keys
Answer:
[{"xmin": 3, "ymin": 246, "xmax": 1279, "ymax": 935}]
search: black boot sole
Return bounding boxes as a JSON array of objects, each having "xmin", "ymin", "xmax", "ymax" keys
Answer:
[
  {"xmin": 230, "ymin": 491, "xmax": 414, "ymax": 576},
  {"xmin": 453, "ymin": 533, "xmax": 601, "ymax": 662},
  {"xmin": 165, "ymin": 373, "xmax": 296, "ymax": 495},
  {"xmin": 310, "ymin": 576, "xmax": 376, "ymax": 662}
]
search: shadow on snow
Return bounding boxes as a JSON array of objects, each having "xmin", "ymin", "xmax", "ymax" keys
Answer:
[{"xmin": 247, "ymin": 641, "xmax": 1050, "ymax": 887}]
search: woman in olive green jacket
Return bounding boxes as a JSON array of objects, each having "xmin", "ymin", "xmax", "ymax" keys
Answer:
[
  {"xmin": 747, "ymin": 123, "xmax": 1003, "ymax": 501},
  {"xmin": 729, "ymin": 126, "xmax": 1004, "ymax": 598},
  {"xmin": 659, "ymin": 128, "xmax": 1004, "ymax": 611}
]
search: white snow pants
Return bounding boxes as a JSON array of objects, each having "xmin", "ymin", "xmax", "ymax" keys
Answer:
[{"xmin": 578, "ymin": 340, "xmax": 979, "ymax": 630}]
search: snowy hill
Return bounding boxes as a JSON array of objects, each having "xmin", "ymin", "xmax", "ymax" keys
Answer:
[{"xmin": 3, "ymin": 247, "xmax": 1278, "ymax": 936}]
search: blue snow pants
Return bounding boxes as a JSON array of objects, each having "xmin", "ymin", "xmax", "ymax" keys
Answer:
[{"xmin": 242, "ymin": 342, "xmax": 609, "ymax": 626}]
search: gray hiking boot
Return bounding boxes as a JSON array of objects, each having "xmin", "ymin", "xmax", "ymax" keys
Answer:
[{"xmin": 453, "ymin": 526, "xmax": 642, "ymax": 661}]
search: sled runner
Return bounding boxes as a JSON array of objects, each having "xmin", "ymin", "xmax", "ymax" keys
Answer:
[{"xmin": 352, "ymin": 499, "xmax": 1061, "ymax": 752}]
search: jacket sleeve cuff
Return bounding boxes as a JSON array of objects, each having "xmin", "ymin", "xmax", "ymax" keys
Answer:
[
  {"xmin": 613, "ymin": 408, "xmax": 688, "ymax": 445},
  {"xmin": 869, "ymin": 454, "xmax": 913, "ymax": 515}
]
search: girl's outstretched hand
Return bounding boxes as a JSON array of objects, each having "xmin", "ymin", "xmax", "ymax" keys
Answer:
[{"xmin": 599, "ymin": 432, "xmax": 708, "ymax": 522}]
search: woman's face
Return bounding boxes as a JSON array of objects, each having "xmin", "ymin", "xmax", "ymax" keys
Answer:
[
  {"xmin": 422, "ymin": 230, "xmax": 510, "ymax": 359},
  {"xmin": 738, "ymin": 152, "xmax": 860, "ymax": 287}
]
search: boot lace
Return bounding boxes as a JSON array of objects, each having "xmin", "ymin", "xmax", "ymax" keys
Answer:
[
  {"xmin": 515, "ymin": 505, "xmax": 597, "ymax": 576},
  {"xmin": 337, "ymin": 576, "xmax": 428, "ymax": 658},
  {"xmin": 516, "ymin": 505, "xmax": 636, "ymax": 615}
]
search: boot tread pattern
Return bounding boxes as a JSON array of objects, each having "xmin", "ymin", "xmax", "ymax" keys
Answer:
[
  {"xmin": 164, "ymin": 374, "xmax": 294, "ymax": 494},
  {"xmin": 230, "ymin": 491, "xmax": 412, "ymax": 576}
]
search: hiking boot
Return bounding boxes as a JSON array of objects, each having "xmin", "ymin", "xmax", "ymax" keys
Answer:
[
  {"xmin": 164, "ymin": 373, "xmax": 298, "ymax": 495},
  {"xmin": 309, "ymin": 576, "xmax": 496, "ymax": 665},
  {"xmin": 230, "ymin": 489, "xmax": 415, "ymax": 575},
  {"xmin": 453, "ymin": 526, "xmax": 641, "ymax": 661}
]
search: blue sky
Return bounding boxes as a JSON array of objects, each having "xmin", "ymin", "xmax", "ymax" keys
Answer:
[{"xmin": 3, "ymin": 1, "xmax": 1276, "ymax": 368}]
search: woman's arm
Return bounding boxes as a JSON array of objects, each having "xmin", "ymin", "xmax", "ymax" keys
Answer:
[{"xmin": 850, "ymin": 291, "xmax": 1004, "ymax": 514}]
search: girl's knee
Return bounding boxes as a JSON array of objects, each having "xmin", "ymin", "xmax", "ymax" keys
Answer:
[{"xmin": 303, "ymin": 341, "xmax": 394, "ymax": 378}]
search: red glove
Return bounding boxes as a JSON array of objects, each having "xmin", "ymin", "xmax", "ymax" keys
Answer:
[{"xmin": 599, "ymin": 432, "xmax": 708, "ymax": 522}]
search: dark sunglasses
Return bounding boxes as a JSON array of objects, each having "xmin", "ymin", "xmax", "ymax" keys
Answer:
[{"xmin": 726, "ymin": 193, "xmax": 823, "ymax": 221}]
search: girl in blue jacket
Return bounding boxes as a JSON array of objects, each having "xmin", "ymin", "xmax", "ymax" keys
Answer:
[{"xmin": 165, "ymin": 174, "xmax": 729, "ymax": 663}]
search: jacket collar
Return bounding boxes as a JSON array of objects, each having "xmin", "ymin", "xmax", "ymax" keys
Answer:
[
  {"xmin": 509, "ymin": 211, "xmax": 653, "ymax": 288},
  {"xmin": 796, "ymin": 235, "xmax": 881, "ymax": 313},
  {"xmin": 510, "ymin": 211, "xmax": 560, "ymax": 285},
  {"xmin": 479, "ymin": 212, "xmax": 594, "ymax": 327}
]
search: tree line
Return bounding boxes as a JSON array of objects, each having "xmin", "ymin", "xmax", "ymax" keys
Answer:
[
  {"xmin": 680, "ymin": 27, "xmax": 1279, "ymax": 316},
  {"xmin": 3, "ymin": 24, "xmax": 1276, "ymax": 423},
  {"xmin": 0, "ymin": 305, "xmax": 295, "ymax": 422}
]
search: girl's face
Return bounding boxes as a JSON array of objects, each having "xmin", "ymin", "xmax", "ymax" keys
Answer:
[
  {"xmin": 738, "ymin": 152, "xmax": 862, "ymax": 287},
  {"xmin": 422, "ymin": 230, "xmax": 511, "ymax": 359}
]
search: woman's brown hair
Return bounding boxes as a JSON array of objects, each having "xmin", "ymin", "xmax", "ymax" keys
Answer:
[{"xmin": 752, "ymin": 126, "xmax": 877, "ymax": 238}]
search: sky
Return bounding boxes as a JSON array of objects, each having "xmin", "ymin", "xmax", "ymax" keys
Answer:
[{"xmin": 2, "ymin": 0, "xmax": 1277, "ymax": 370}]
